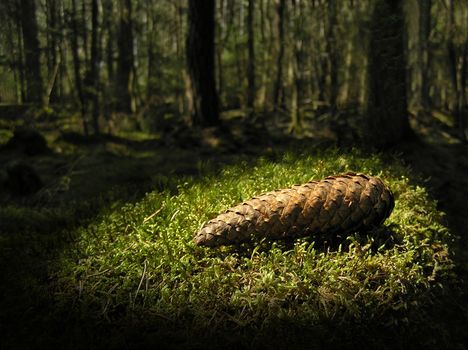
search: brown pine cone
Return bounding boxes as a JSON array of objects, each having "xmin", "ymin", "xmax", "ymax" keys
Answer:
[{"xmin": 194, "ymin": 173, "xmax": 394, "ymax": 247}]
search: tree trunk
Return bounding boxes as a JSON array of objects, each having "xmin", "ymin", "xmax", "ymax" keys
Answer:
[
  {"xmin": 146, "ymin": 3, "xmax": 156, "ymax": 102},
  {"xmin": 175, "ymin": 0, "xmax": 186, "ymax": 115},
  {"xmin": 288, "ymin": 52, "xmax": 300, "ymax": 134},
  {"xmin": 288, "ymin": 0, "xmax": 304, "ymax": 135},
  {"xmin": 70, "ymin": 0, "xmax": 88, "ymax": 135},
  {"xmin": 366, "ymin": 0, "xmax": 412, "ymax": 148},
  {"xmin": 82, "ymin": 0, "xmax": 89, "ymax": 65},
  {"xmin": 460, "ymin": 41, "xmax": 467, "ymax": 141},
  {"xmin": 314, "ymin": 13, "xmax": 327, "ymax": 105},
  {"xmin": 56, "ymin": 1, "xmax": 66, "ymax": 103},
  {"xmin": 326, "ymin": 0, "xmax": 338, "ymax": 114},
  {"xmin": 5, "ymin": 1, "xmax": 24, "ymax": 103},
  {"xmin": 458, "ymin": 40, "xmax": 468, "ymax": 142},
  {"xmin": 273, "ymin": 0, "xmax": 285, "ymax": 112},
  {"xmin": 246, "ymin": 0, "xmax": 256, "ymax": 112},
  {"xmin": 186, "ymin": 0, "xmax": 220, "ymax": 127},
  {"xmin": 46, "ymin": 0, "xmax": 58, "ymax": 103},
  {"xmin": 20, "ymin": 0, "xmax": 43, "ymax": 104},
  {"xmin": 104, "ymin": 0, "xmax": 114, "ymax": 83},
  {"xmin": 257, "ymin": 0, "xmax": 268, "ymax": 110},
  {"xmin": 418, "ymin": 0, "xmax": 432, "ymax": 115},
  {"xmin": 340, "ymin": 39, "xmax": 354, "ymax": 105},
  {"xmin": 116, "ymin": 0, "xmax": 134, "ymax": 113},
  {"xmin": 101, "ymin": 0, "xmax": 114, "ymax": 126},
  {"xmin": 447, "ymin": 0, "xmax": 466, "ymax": 142},
  {"xmin": 90, "ymin": 0, "xmax": 100, "ymax": 134}
]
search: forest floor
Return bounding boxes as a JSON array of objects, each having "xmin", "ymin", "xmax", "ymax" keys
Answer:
[
  {"xmin": 0, "ymin": 111, "xmax": 467, "ymax": 349},
  {"xmin": 399, "ymin": 118, "xmax": 468, "ymax": 346}
]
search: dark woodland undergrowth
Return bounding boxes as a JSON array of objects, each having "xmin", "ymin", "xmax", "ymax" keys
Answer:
[{"xmin": 0, "ymin": 116, "xmax": 467, "ymax": 350}]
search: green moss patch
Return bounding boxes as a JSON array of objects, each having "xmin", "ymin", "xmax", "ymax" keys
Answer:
[{"xmin": 55, "ymin": 148, "xmax": 455, "ymax": 346}]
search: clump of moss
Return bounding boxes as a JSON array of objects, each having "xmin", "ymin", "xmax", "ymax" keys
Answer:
[{"xmin": 56, "ymin": 148, "xmax": 455, "ymax": 346}]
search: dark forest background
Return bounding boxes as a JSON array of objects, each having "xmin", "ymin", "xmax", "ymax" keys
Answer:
[{"xmin": 0, "ymin": 0, "xmax": 466, "ymax": 144}]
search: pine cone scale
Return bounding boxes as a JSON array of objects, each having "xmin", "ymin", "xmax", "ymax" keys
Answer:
[{"xmin": 194, "ymin": 173, "xmax": 394, "ymax": 247}]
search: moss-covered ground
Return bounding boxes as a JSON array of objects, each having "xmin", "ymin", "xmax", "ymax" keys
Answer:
[{"xmin": 0, "ymin": 119, "xmax": 467, "ymax": 349}]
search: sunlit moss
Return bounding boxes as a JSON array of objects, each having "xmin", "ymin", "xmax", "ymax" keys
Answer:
[{"xmin": 55, "ymin": 147, "xmax": 454, "ymax": 342}]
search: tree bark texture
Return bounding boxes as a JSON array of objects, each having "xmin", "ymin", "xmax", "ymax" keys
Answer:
[
  {"xmin": 273, "ymin": 0, "xmax": 285, "ymax": 112},
  {"xmin": 186, "ymin": 0, "xmax": 220, "ymax": 127},
  {"xmin": 447, "ymin": 0, "xmax": 466, "ymax": 142},
  {"xmin": 20, "ymin": 0, "xmax": 43, "ymax": 104},
  {"xmin": 116, "ymin": 0, "xmax": 134, "ymax": 113},
  {"xmin": 247, "ymin": 0, "xmax": 256, "ymax": 110},
  {"xmin": 366, "ymin": 0, "xmax": 412, "ymax": 148},
  {"xmin": 89, "ymin": 0, "xmax": 100, "ymax": 133},
  {"xmin": 418, "ymin": 0, "xmax": 432, "ymax": 114},
  {"xmin": 70, "ymin": 0, "xmax": 88, "ymax": 135},
  {"xmin": 46, "ymin": 0, "xmax": 59, "ymax": 102},
  {"xmin": 326, "ymin": 0, "xmax": 339, "ymax": 113}
]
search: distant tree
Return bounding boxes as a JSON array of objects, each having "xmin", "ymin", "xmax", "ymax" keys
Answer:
[
  {"xmin": 19, "ymin": 0, "xmax": 43, "ymax": 104},
  {"xmin": 366, "ymin": 0, "xmax": 412, "ymax": 147},
  {"xmin": 418, "ymin": 0, "xmax": 432, "ymax": 115},
  {"xmin": 288, "ymin": 0, "xmax": 307, "ymax": 134},
  {"xmin": 88, "ymin": 0, "xmax": 101, "ymax": 134},
  {"xmin": 326, "ymin": 0, "xmax": 338, "ymax": 114},
  {"xmin": 45, "ymin": 0, "xmax": 58, "ymax": 102},
  {"xmin": 186, "ymin": 0, "xmax": 219, "ymax": 127},
  {"xmin": 272, "ymin": 0, "xmax": 285, "ymax": 112},
  {"xmin": 116, "ymin": 0, "xmax": 134, "ymax": 113},
  {"xmin": 447, "ymin": 0, "xmax": 466, "ymax": 142},
  {"xmin": 246, "ymin": 0, "xmax": 256, "ymax": 112},
  {"xmin": 70, "ymin": 0, "xmax": 88, "ymax": 135}
]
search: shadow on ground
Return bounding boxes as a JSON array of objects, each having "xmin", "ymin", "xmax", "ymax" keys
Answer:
[{"xmin": 1, "ymin": 125, "xmax": 468, "ymax": 349}]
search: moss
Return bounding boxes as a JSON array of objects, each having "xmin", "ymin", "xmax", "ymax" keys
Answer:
[{"xmin": 53, "ymin": 147, "xmax": 455, "ymax": 346}]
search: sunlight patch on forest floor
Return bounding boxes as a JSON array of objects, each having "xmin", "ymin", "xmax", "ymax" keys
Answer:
[{"xmin": 1, "ymin": 114, "xmax": 467, "ymax": 348}]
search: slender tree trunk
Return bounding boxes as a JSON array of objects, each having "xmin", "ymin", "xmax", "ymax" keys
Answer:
[
  {"xmin": 314, "ymin": 12, "xmax": 327, "ymax": 104},
  {"xmin": 104, "ymin": 0, "xmax": 114, "ymax": 83},
  {"xmin": 341, "ymin": 39, "xmax": 354, "ymax": 105},
  {"xmin": 45, "ymin": 0, "xmax": 56, "ymax": 94},
  {"xmin": 9, "ymin": 32, "xmax": 21, "ymax": 102},
  {"xmin": 447, "ymin": 0, "xmax": 466, "ymax": 141},
  {"xmin": 56, "ymin": 1, "xmax": 66, "ymax": 103},
  {"xmin": 366, "ymin": 0, "xmax": 412, "ymax": 148},
  {"xmin": 186, "ymin": 0, "xmax": 220, "ymax": 127},
  {"xmin": 146, "ymin": 5, "xmax": 155, "ymax": 101},
  {"xmin": 116, "ymin": 0, "xmax": 134, "ymax": 113},
  {"xmin": 289, "ymin": 0, "xmax": 305, "ymax": 135},
  {"xmin": 14, "ymin": 2, "xmax": 26, "ymax": 103},
  {"xmin": 418, "ymin": 0, "xmax": 432, "ymax": 115},
  {"xmin": 246, "ymin": 0, "xmax": 256, "ymax": 112},
  {"xmin": 326, "ymin": 0, "xmax": 338, "ymax": 113},
  {"xmin": 20, "ymin": 0, "xmax": 43, "ymax": 104},
  {"xmin": 237, "ymin": 0, "xmax": 245, "ymax": 107},
  {"xmin": 257, "ymin": 0, "xmax": 268, "ymax": 110},
  {"xmin": 273, "ymin": 0, "xmax": 285, "ymax": 112},
  {"xmin": 288, "ymin": 50, "xmax": 300, "ymax": 134},
  {"xmin": 82, "ymin": 0, "xmax": 89, "ymax": 65},
  {"xmin": 5, "ymin": 2, "xmax": 22, "ymax": 103},
  {"xmin": 101, "ymin": 0, "xmax": 114, "ymax": 126},
  {"xmin": 90, "ymin": 0, "xmax": 100, "ymax": 134},
  {"xmin": 216, "ymin": 0, "xmax": 225, "ymax": 104},
  {"xmin": 71, "ymin": 0, "xmax": 88, "ymax": 135},
  {"xmin": 215, "ymin": 0, "xmax": 235, "ymax": 108},
  {"xmin": 460, "ymin": 41, "xmax": 468, "ymax": 141},
  {"xmin": 174, "ymin": 0, "xmax": 186, "ymax": 115}
]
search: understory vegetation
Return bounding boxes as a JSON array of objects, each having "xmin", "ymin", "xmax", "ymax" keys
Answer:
[{"xmin": 32, "ymin": 148, "xmax": 454, "ymax": 348}]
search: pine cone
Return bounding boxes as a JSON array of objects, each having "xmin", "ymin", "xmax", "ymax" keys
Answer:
[{"xmin": 194, "ymin": 173, "xmax": 394, "ymax": 247}]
